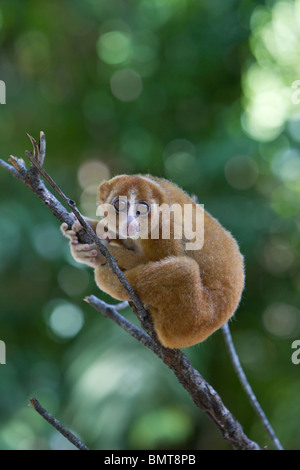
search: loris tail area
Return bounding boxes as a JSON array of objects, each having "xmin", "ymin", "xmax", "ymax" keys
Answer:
[{"xmin": 61, "ymin": 174, "xmax": 245, "ymax": 349}]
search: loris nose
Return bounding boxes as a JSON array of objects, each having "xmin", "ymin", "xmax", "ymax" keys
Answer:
[
  {"xmin": 127, "ymin": 216, "xmax": 135, "ymax": 225},
  {"xmin": 127, "ymin": 215, "xmax": 140, "ymax": 234}
]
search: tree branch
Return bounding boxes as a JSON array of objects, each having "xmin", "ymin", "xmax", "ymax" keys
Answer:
[
  {"xmin": 1, "ymin": 132, "xmax": 262, "ymax": 450},
  {"xmin": 29, "ymin": 398, "xmax": 89, "ymax": 450},
  {"xmin": 222, "ymin": 323, "xmax": 283, "ymax": 450}
]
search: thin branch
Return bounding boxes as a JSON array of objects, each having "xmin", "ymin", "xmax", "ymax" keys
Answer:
[
  {"xmin": 39, "ymin": 131, "xmax": 46, "ymax": 165},
  {"xmin": 29, "ymin": 398, "xmax": 89, "ymax": 450},
  {"xmin": 0, "ymin": 132, "xmax": 263, "ymax": 450},
  {"xmin": 86, "ymin": 296, "xmax": 161, "ymax": 355},
  {"xmin": 112, "ymin": 301, "xmax": 129, "ymax": 310},
  {"xmin": 0, "ymin": 158, "xmax": 24, "ymax": 180},
  {"xmin": 222, "ymin": 322, "xmax": 283, "ymax": 450}
]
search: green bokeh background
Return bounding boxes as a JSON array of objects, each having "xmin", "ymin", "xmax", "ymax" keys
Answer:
[{"xmin": 0, "ymin": 0, "xmax": 300, "ymax": 450}]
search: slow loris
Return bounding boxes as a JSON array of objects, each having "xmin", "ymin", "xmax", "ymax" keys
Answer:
[{"xmin": 61, "ymin": 174, "xmax": 244, "ymax": 349}]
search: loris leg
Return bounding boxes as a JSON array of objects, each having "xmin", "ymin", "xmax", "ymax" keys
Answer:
[
  {"xmin": 94, "ymin": 264, "xmax": 130, "ymax": 301},
  {"xmin": 125, "ymin": 256, "xmax": 230, "ymax": 349},
  {"xmin": 93, "ymin": 246, "xmax": 148, "ymax": 301}
]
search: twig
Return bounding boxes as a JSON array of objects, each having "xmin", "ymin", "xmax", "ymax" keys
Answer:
[
  {"xmin": 29, "ymin": 398, "xmax": 89, "ymax": 450},
  {"xmin": 0, "ymin": 157, "xmax": 82, "ymax": 238},
  {"xmin": 0, "ymin": 136, "xmax": 92, "ymax": 245},
  {"xmin": 222, "ymin": 322, "xmax": 283, "ymax": 450},
  {"xmin": 39, "ymin": 131, "xmax": 46, "ymax": 165},
  {"xmin": 0, "ymin": 132, "xmax": 262, "ymax": 450},
  {"xmin": 112, "ymin": 301, "xmax": 129, "ymax": 310}
]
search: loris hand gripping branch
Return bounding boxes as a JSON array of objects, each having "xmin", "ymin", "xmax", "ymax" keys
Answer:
[{"xmin": 61, "ymin": 175, "xmax": 244, "ymax": 349}]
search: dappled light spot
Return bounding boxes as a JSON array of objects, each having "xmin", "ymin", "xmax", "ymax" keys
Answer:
[
  {"xmin": 78, "ymin": 160, "xmax": 110, "ymax": 189},
  {"xmin": 80, "ymin": 186, "xmax": 99, "ymax": 217},
  {"xmin": 110, "ymin": 69, "xmax": 143, "ymax": 102},
  {"xmin": 32, "ymin": 224, "xmax": 64, "ymax": 260},
  {"xmin": 263, "ymin": 303, "xmax": 300, "ymax": 338},
  {"xmin": 48, "ymin": 302, "xmax": 84, "ymax": 339},
  {"xmin": 97, "ymin": 31, "xmax": 131, "ymax": 65},
  {"xmin": 241, "ymin": 0, "xmax": 300, "ymax": 141},
  {"xmin": 271, "ymin": 148, "xmax": 300, "ymax": 191}
]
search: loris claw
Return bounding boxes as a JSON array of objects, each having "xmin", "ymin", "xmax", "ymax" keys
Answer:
[{"xmin": 61, "ymin": 174, "xmax": 245, "ymax": 349}]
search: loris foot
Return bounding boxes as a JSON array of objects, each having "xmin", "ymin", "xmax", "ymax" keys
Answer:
[{"xmin": 61, "ymin": 220, "xmax": 106, "ymax": 267}]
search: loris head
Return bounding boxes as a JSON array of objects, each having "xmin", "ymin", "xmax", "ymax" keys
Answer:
[{"xmin": 96, "ymin": 175, "xmax": 166, "ymax": 240}]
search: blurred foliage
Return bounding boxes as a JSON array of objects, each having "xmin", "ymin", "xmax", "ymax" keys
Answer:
[{"xmin": 0, "ymin": 0, "xmax": 300, "ymax": 450}]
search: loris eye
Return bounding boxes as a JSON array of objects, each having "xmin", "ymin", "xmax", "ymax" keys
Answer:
[
  {"xmin": 135, "ymin": 201, "xmax": 150, "ymax": 216},
  {"xmin": 113, "ymin": 198, "xmax": 127, "ymax": 213}
]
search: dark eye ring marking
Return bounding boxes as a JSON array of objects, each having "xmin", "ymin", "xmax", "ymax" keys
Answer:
[
  {"xmin": 113, "ymin": 197, "xmax": 127, "ymax": 213},
  {"xmin": 135, "ymin": 201, "xmax": 150, "ymax": 216}
]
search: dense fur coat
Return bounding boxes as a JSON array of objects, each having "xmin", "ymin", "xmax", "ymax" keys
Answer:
[{"xmin": 62, "ymin": 175, "xmax": 245, "ymax": 348}]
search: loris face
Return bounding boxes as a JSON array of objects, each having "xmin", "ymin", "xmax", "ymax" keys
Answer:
[{"xmin": 96, "ymin": 175, "xmax": 165, "ymax": 241}]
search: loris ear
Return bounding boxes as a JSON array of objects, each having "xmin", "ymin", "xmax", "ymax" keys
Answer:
[{"xmin": 98, "ymin": 181, "xmax": 111, "ymax": 203}]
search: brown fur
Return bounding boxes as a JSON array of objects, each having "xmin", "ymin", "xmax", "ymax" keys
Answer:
[{"xmin": 62, "ymin": 174, "xmax": 245, "ymax": 348}]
